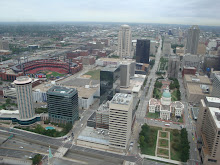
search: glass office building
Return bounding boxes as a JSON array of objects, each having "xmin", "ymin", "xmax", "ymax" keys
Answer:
[
  {"xmin": 47, "ymin": 86, "xmax": 79, "ymax": 124},
  {"xmin": 100, "ymin": 66, "xmax": 120, "ymax": 104},
  {"xmin": 136, "ymin": 39, "xmax": 150, "ymax": 64}
]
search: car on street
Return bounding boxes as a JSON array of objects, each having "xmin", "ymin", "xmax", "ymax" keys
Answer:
[
  {"xmin": 130, "ymin": 142, "xmax": 134, "ymax": 146},
  {"xmin": 164, "ymin": 124, "xmax": 170, "ymax": 127},
  {"xmin": 19, "ymin": 146, "xmax": 23, "ymax": 149}
]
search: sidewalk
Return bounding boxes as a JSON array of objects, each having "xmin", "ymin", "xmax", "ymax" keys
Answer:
[{"xmin": 140, "ymin": 154, "xmax": 182, "ymax": 165}]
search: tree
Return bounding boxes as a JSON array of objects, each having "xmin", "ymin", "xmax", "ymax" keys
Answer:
[
  {"xmin": 154, "ymin": 81, "xmax": 162, "ymax": 88},
  {"xmin": 6, "ymin": 98, "xmax": 11, "ymax": 104},
  {"xmin": 32, "ymin": 154, "xmax": 42, "ymax": 165}
]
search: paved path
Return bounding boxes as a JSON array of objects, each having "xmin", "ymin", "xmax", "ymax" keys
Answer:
[{"xmin": 140, "ymin": 154, "xmax": 182, "ymax": 165}]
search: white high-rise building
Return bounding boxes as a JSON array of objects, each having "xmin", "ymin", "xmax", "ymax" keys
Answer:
[
  {"xmin": 117, "ymin": 25, "xmax": 132, "ymax": 58},
  {"xmin": 109, "ymin": 93, "xmax": 133, "ymax": 149},
  {"xmin": 185, "ymin": 25, "xmax": 200, "ymax": 55},
  {"xmin": 14, "ymin": 76, "xmax": 34, "ymax": 119}
]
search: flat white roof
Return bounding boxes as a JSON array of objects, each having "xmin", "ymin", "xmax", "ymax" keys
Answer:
[
  {"xmin": 206, "ymin": 97, "xmax": 220, "ymax": 104},
  {"xmin": 209, "ymin": 107, "xmax": 220, "ymax": 129}
]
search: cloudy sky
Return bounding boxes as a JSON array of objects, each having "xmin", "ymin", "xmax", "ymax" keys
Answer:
[{"xmin": 0, "ymin": 0, "xmax": 219, "ymax": 26}]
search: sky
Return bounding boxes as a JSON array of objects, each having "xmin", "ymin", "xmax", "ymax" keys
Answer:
[{"xmin": 0, "ymin": 0, "xmax": 219, "ymax": 26}]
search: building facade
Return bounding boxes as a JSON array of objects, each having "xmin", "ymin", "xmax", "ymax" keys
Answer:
[
  {"xmin": 136, "ymin": 39, "xmax": 150, "ymax": 64},
  {"xmin": 120, "ymin": 63, "xmax": 130, "ymax": 88},
  {"xmin": 117, "ymin": 25, "xmax": 132, "ymax": 58},
  {"xmin": 167, "ymin": 55, "xmax": 180, "ymax": 79},
  {"xmin": 109, "ymin": 93, "xmax": 133, "ymax": 149},
  {"xmin": 185, "ymin": 25, "xmax": 200, "ymax": 55},
  {"xmin": 14, "ymin": 76, "xmax": 35, "ymax": 120},
  {"xmin": 196, "ymin": 98, "xmax": 220, "ymax": 165},
  {"xmin": 100, "ymin": 66, "xmax": 120, "ymax": 104},
  {"xmin": 47, "ymin": 86, "xmax": 79, "ymax": 124},
  {"xmin": 212, "ymin": 73, "xmax": 220, "ymax": 97}
]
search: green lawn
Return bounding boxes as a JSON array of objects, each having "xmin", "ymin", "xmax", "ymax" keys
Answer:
[
  {"xmin": 141, "ymin": 126, "xmax": 162, "ymax": 156},
  {"xmin": 147, "ymin": 112, "xmax": 160, "ymax": 119},
  {"xmin": 169, "ymin": 129, "xmax": 181, "ymax": 161},
  {"xmin": 171, "ymin": 90, "xmax": 178, "ymax": 101},
  {"xmin": 42, "ymin": 71, "xmax": 64, "ymax": 79},
  {"xmin": 84, "ymin": 69, "xmax": 100, "ymax": 80},
  {"xmin": 159, "ymin": 139, "xmax": 169, "ymax": 148},
  {"xmin": 160, "ymin": 132, "xmax": 167, "ymax": 138},
  {"xmin": 158, "ymin": 148, "xmax": 169, "ymax": 156}
]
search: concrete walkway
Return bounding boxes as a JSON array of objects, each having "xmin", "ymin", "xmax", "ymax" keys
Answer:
[
  {"xmin": 140, "ymin": 154, "xmax": 182, "ymax": 165},
  {"xmin": 155, "ymin": 130, "xmax": 170, "ymax": 159}
]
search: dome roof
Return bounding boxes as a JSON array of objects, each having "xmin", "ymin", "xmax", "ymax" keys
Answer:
[{"xmin": 162, "ymin": 90, "xmax": 171, "ymax": 98}]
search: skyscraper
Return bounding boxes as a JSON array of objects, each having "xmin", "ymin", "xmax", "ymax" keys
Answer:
[
  {"xmin": 109, "ymin": 93, "xmax": 133, "ymax": 149},
  {"xmin": 196, "ymin": 97, "xmax": 220, "ymax": 165},
  {"xmin": 100, "ymin": 66, "xmax": 120, "ymax": 104},
  {"xmin": 120, "ymin": 63, "xmax": 130, "ymax": 88},
  {"xmin": 185, "ymin": 25, "xmax": 200, "ymax": 55},
  {"xmin": 117, "ymin": 25, "xmax": 132, "ymax": 58},
  {"xmin": 136, "ymin": 39, "xmax": 150, "ymax": 64},
  {"xmin": 167, "ymin": 55, "xmax": 180, "ymax": 78},
  {"xmin": 47, "ymin": 86, "xmax": 79, "ymax": 124},
  {"xmin": 14, "ymin": 76, "xmax": 34, "ymax": 119}
]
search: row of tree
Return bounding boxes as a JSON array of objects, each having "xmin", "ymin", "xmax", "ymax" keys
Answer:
[
  {"xmin": 16, "ymin": 122, "xmax": 72, "ymax": 137},
  {"xmin": 171, "ymin": 129, "xmax": 190, "ymax": 162},
  {"xmin": 138, "ymin": 124, "xmax": 155, "ymax": 152}
]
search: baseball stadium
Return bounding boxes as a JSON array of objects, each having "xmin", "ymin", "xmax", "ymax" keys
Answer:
[{"xmin": 0, "ymin": 59, "xmax": 83, "ymax": 81}]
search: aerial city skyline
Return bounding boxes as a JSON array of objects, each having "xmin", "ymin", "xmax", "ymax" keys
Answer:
[{"xmin": 0, "ymin": 1, "xmax": 219, "ymax": 165}]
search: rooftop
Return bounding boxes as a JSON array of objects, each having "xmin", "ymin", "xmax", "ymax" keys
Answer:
[
  {"xmin": 111, "ymin": 93, "xmax": 132, "ymax": 105},
  {"xmin": 47, "ymin": 86, "xmax": 77, "ymax": 96},
  {"xmin": 184, "ymin": 74, "xmax": 211, "ymax": 85},
  {"xmin": 206, "ymin": 97, "xmax": 220, "ymax": 104},
  {"xmin": 77, "ymin": 126, "xmax": 109, "ymax": 145},
  {"xmin": 101, "ymin": 66, "xmax": 119, "ymax": 72},
  {"xmin": 14, "ymin": 76, "xmax": 32, "ymax": 85},
  {"xmin": 187, "ymin": 83, "xmax": 212, "ymax": 95},
  {"xmin": 209, "ymin": 107, "xmax": 220, "ymax": 129}
]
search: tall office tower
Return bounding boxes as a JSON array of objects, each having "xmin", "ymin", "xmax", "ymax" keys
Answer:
[
  {"xmin": 136, "ymin": 39, "xmax": 150, "ymax": 64},
  {"xmin": 100, "ymin": 66, "xmax": 120, "ymax": 104},
  {"xmin": 150, "ymin": 41, "xmax": 156, "ymax": 56},
  {"xmin": 167, "ymin": 55, "xmax": 180, "ymax": 78},
  {"xmin": 211, "ymin": 73, "xmax": 220, "ymax": 97},
  {"xmin": 120, "ymin": 63, "xmax": 130, "ymax": 88},
  {"xmin": 14, "ymin": 76, "xmax": 34, "ymax": 119},
  {"xmin": 196, "ymin": 97, "xmax": 220, "ymax": 164},
  {"xmin": 163, "ymin": 37, "xmax": 171, "ymax": 57},
  {"xmin": 129, "ymin": 61, "xmax": 135, "ymax": 77},
  {"xmin": 185, "ymin": 25, "xmax": 200, "ymax": 55},
  {"xmin": 47, "ymin": 86, "xmax": 79, "ymax": 124},
  {"xmin": 117, "ymin": 25, "xmax": 132, "ymax": 58},
  {"xmin": 109, "ymin": 93, "xmax": 133, "ymax": 149}
]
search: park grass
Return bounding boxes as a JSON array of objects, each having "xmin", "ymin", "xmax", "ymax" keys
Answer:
[
  {"xmin": 40, "ymin": 71, "xmax": 65, "ymax": 79},
  {"xmin": 158, "ymin": 148, "xmax": 169, "ymax": 156},
  {"xmin": 169, "ymin": 129, "xmax": 181, "ymax": 161},
  {"xmin": 160, "ymin": 132, "xmax": 168, "ymax": 138},
  {"xmin": 141, "ymin": 126, "xmax": 162, "ymax": 156},
  {"xmin": 84, "ymin": 69, "xmax": 100, "ymax": 80},
  {"xmin": 171, "ymin": 89, "xmax": 178, "ymax": 101},
  {"xmin": 147, "ymin": 112, "xmax": 160, "ymax": 119},
  {"xmin": 159, "ymin": 139, "xmax": 169, "ymax": 148}
]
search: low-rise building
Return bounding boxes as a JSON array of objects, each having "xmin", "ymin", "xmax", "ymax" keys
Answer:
[{"xmin": 186, "ymin": 83, "xmax": 212, "ymax": 104}]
